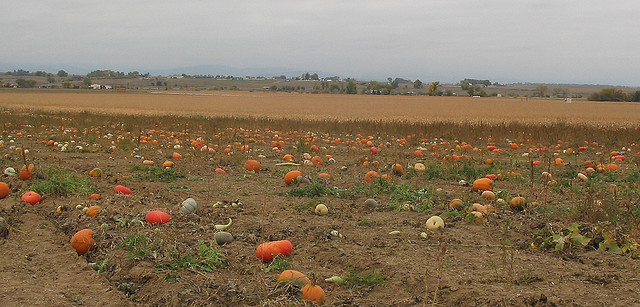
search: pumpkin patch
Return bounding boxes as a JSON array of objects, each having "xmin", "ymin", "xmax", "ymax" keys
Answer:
[{"xmin": 1, "ymin": 99, "xmax": 640, "ymax": 306}]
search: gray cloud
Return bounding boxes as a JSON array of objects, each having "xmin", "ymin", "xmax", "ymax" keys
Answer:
[{"xmin": 2, "ymin": 0, "xmax": 639, "ymax": 85}]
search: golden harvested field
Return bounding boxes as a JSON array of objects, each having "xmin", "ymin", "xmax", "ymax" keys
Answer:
[
  {"xmin": 2, "ymin": 90, "xmax": 640, "ymax": 306},
  {"xmin": 2, "ymin": 90, "xmax": 640, "ymax": 125}
]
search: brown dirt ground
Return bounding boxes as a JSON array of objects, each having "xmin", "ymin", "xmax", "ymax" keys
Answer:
[{"xmin": 0, "ymin": 98, "xmax": 639, "ymax": 306}]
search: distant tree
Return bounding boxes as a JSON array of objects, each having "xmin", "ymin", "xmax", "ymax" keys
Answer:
[
  {"xmin": 534, "ymin": 84, "xmax": 548, "ymax": 97},
  {"xmin": 630, "ymin": 91, "xmax": 640, "ymax": 102},
  {"xmin": 15, "ymin": 78, "xmax": 37, "ymax": 88},
  {"xmin": 588, "ymin": 88, "xmax": 627, "ymax": 101},
  {"xmin": 460, "ymin": 78, "xmax": 491, "ymax": 90},
  {"xmin": 57, "ymin": 70, "xmax": 68, "ymax": 77},
  {"xmin": 155, "ymin": 81, "xmax": 162, "ymax": 86},
  {"xmin": 413, "ymin": 79, "xmax": 423, "ymax": 89},
  {"xmin": 83, "ymin": 77, "xmax": 92, "ymax": 87},
  {"xmin": 552, "ymin": 87, "xmax": 569, "ymax": 98},
  {"xmin": 34, "ymin": 71, "xmax": 47, "ymax": 77},
  {"xmin": 467, "ymin": 85, "xmax": 487, "ymax": 97},
  {"xmin": 310, "ymin": 73, "xmax": 319, "ymax": 81},
  {"xmin": 391, "ymin": 78, "xmax": 400, "ymax": 89},
  {"xmin": 387, "ymin": 77, "xmax": 393, "ymax": 83},
  {"xmin": 346, "ymin": 80, "xmax": 357, "ymax": 94},
  {"xmin": 427, "ymin": 81, "xmax": 441, "ymax": 96},
  {"xmin": 62, "ymin": 81, "xmax": 72, "ymax": 88},
  {"xmin": 12, "ymin": 69, "xmax": 30, "ymax": 76},
  {"xmin": 46, "ymin": 76, "xmax": 56, "ymax": 83}
]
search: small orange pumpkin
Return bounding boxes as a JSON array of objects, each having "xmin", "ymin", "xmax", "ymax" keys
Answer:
[
  {"xmin": 510, "ymin": 196, "xmax": 526, "ymax": 211},
  {"xmin": 449, "ymin": 199, "xmax": 464, "ymax": 210},
  {"xmin": 19, "ymin": 164, "xmax": 34, "ymax": 180},
  {"xmin": 277, "ymin": 270, "xmax": 311, "ymax": 288},
  {"xmin": 605, "ymin": 163, "xmax": 618, "ymax": 172},
  {"xmin": 301, "ymin": 283, "xmax": 326, "ymax": 305},
  {"xmin": 70, "ymin": 229, "xmax": 95, "ymax": 255},
  {"xmin": 244, "ymin": 159, "xmax": 260, "ymax": 173},
  {"xmin": 311, "ymin": 156, "xmax": 323, "ymax": 166},
  {"xmin": 89, "ymin": 193, "xmax": 101, "ymax": 200},
  {"xmin": 85, "ymin": 205, "xmax": 102, "ymax": 218},
  {"xmin": 392, "ymin": 163, "xmax": 404, "ymax": 176},
  {"xmin": 364, "ymin": 171, "xmax": 379, "ymax": 182},
  {"xmin": 88, "ymin": 167, "xmax": 103, "ymax": 177},
  {"xmin": 283, "ymin": 154, "xmax": 295, "ymax": 162},
  {"xmin": 162, "ymin": 160, "xmax": 174, "ymax": 168},
  {"xmin": 284, "ymin": 170, "xmax": 303, "ymax": 185}
]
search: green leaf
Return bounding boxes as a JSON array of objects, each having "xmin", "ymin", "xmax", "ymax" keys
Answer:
[
  {"xmin": 552, "ymin": 233, "xmax": 566, "ymax": 251},
  {"xmin": 599, "ymin": 231, "xmax": 622, "ymax": 254}
]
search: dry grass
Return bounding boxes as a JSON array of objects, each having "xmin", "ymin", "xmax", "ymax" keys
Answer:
[{"xmin": 2, "ymin": 91, "xmax": 640, "ymax": 126}]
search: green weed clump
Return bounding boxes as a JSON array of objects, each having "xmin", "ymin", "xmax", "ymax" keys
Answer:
[
  {"xmin": 29, "ymin": 167, "xmax": 94, "ymax": 196},
  {"xmin": 130, "ymin": 165, "xmax": 184, "ymax": 182},
  {"xmin": 344, "ymin": 268, "xmax": 385, "ymax": 288}
]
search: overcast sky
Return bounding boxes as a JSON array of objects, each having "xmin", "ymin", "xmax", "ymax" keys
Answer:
[{"xmin": 2, "ymin": 1, "xmax": 639, "ymax": 85}]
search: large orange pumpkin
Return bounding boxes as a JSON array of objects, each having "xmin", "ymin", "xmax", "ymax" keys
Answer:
[
  {"xmin": 255, "ymin": 240, "xmax": 293, "ymax": 262},
  {"xmin": 70, "ymin": 229, "xmax": 95, "ymax": 255},
  {"xmin": 21, "ymin": 191, "xmax": 42, "ymax": 205},
  {"xmin": 145, "ymin": 210, "xmax": 171, "ymax": 225},
  {"xmin": 284, "ymin": 170, "xmax": 303, "ymax": 185},
  {"xmin": 114, "ymin": 185, "xmax": 131, "ymax": 194},
  {"xmin": 301, "ymin": 283, "xmax": 326, "ymax": 305},
  {"xmin": 244, "ymin": 159, "xmax": 260, "ymax": 173},
  {"xmin": 472, "ymin": 178, "xmax": 493, "ymax": 191}
]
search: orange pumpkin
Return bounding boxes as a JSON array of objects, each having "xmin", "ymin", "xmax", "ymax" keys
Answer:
[
  {"xmin": 311, "ymin": 156, "xmax": 323, "ymax": 166},
  {"xmin": 364, "ymin": 171, "xmax": 379, "ymax": 182},
  {"xmin": 284, "ymin": 170, "xmax": 303, "ymax": 185},
  {"xmin": 88, "ymin": 167, "xmax": 103, "ymax": 177},
  {"xmin": 19, "ymin": 164, "xmax": 34, "ymax": 180},
  {"xmin": 114, "ymin": 185, "xmax": 131, "ymax": 194},
  {"xmin": 89, "ymin": 193, "xmax": 101, "ymax": 200},
  {"xmin": 255, "ymin": 240, "xmax": 293, "ymax": 262},
  {"xmin": 472, "ymin": 178, "xmax": 493, "ymax": 191},
  {"xmin": 0, "ymin": 182, "xmax": 9, "ymax": 199},
  {"xmin": 283, "ymin": 154, "xmax": 295, "ymax": 162},
  {"xmin": 413, "ymin": 149, "xmax": 424, "ymax": 157},
  {"xmin": 145, "ymin": 210, "xmax": 171, "ymax": 225},
  {"xmin": 301, "ymin": 283, "xmax": 326, "ymax": 305},
  {"xmin": 605, "ymin": 163, "xmax": 619, "ymax": 172},
  {"xmin": 162, "ymin": 160, "xmax": 174, "ymax": 168},
  {"xmin": 244, "ymin": 159, "xmax": 260, "ymax": 173},
  {"xmin": 172, "ymin": 152, "xmax": 181, "ymax": 159},
  {"xmin": 392, "ymin": 163, "xmax": 404, "ymax": 176},
  {"xmin": 70, "ymin": 229, "xmax": 95, "ymax": 255},
  {"xmin": 510, "ymin": 196, "xmax": 526, "ymax": 211},
  {"xmin": 21, "ymin": 191, "xmax": 41, "ymax": 205},
  {"xmin": 448, "ymin": 198, "xmax": 464, "ymax": 210},
  {"xmin": 277, "ymin": 270, "xmax": 311, "ymax": 288},
  {"xmin": 85, "ymin": 205, "xmax": 102, "ymax": 218}
]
